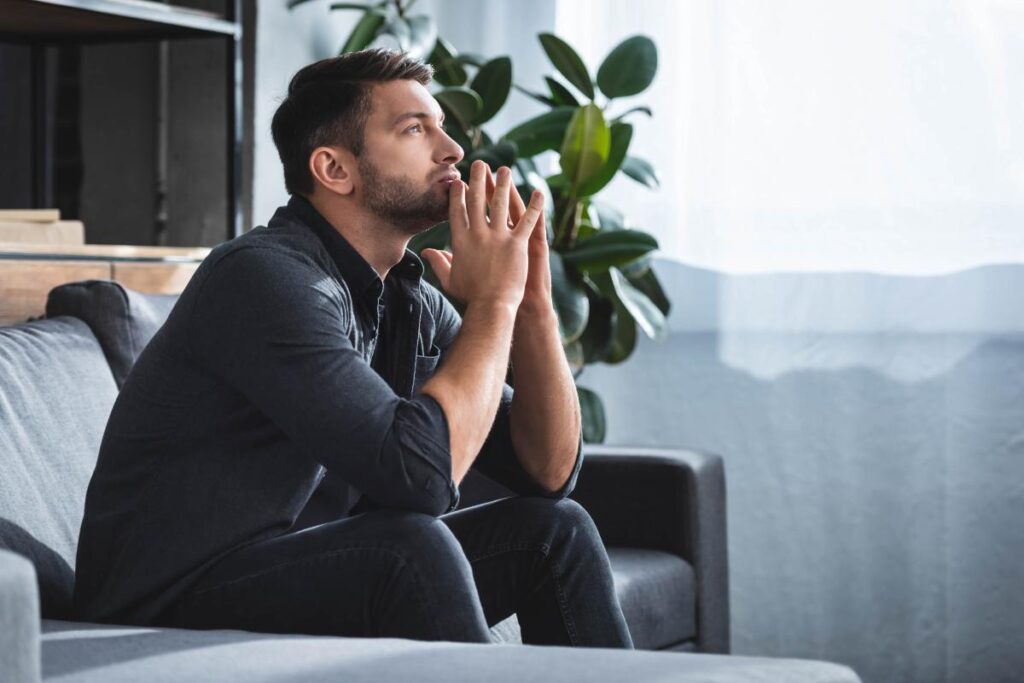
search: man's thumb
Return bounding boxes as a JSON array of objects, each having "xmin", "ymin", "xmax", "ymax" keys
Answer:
[{"xmin": 420, "ymin": 249, "xmax": 451, "ymax": 288}]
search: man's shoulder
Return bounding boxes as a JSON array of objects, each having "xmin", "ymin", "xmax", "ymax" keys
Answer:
[{"xmin": 184, "ymin": 227, "xmax": 351, "ymax": 317}]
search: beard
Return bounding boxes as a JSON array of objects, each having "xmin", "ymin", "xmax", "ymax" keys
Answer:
[{"xmin": 357, "ymin": 155, "xmax": 448, "ymax": 235}]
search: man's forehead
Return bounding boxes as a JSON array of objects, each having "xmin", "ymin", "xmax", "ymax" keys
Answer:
[{"xmin": 371, "ymin": 81, "xmax": 443, "ymax": 126}]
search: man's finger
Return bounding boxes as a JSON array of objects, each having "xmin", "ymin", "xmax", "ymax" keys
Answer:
[
  {"xmin": 448, "ymin": 178, "xmax": 469, "ymax": 242},
  {"xmin": 484, "ymin": 164, "xmax": 496, "ymax": 212},
  {"xmin": 513, "ymin": 190, "xmax": 545, "ymax": 239},
  {"xmin": 490, "ymin": 166, "xmax": 511, "ymax": 230},
  {"xmin": 508, "ymin": 180, "xmax": 528, "ymax": 225},
  {"xmin": 420, "ymin": 248, "xmax": 452, "ymax": 291},
  {"xmin": 468, "ymin": 160, "xmax": 487, "ymax": 229}
]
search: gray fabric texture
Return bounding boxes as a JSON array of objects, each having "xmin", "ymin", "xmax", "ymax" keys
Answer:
[
  {"xmin": 38, "ymin": 619, "xmax": 861, "ymax": 683},
  {"xmin": 607, "ymin": 547, "xmax": 696, "ymax": 649},
  {"xmin": 0, "ymin": 317, "xmax": 119, "ymax": 619},
  {"xmin": 45, "ymin": 280, "xmax": 178, "ymax": 389},
  {"xmin": 572, "ymin": 447, "xmax": 730, "ymax": 653},
  {"xmin": 1, "ymin": 550, "xmax": 41, "ymax": 683}
]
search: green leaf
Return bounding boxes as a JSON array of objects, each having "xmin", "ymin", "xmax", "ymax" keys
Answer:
[
  {"xmin": 408, "ymin": 220, "xmax": 451, "ymax": 255},
  {"xmin": 621, "ymin": 155, "xmax": 660, "ymax": 188},
  {"xmin": 434, "ymin": 87, "xmax": 482, "ymax": 131},
  {"xmin": 562, "ymin": 229, "xmax": 658, "ymax": 271},
  {"xmin": 589, "ymin": 272, "xmax": 637, "ymax": 363},
  {"xmin": 501, "ymin": 106, "xmax": 576, "ymax": 158},
  {"xmin": 453, "ymin": 53, "xmax": 487, "ymax": 68},
  {"xmin": 545, "ymin": 76, "xmax": 579, "ymax": 107},
  {"xmin": 328, "ymin": 2, "xmax": 374, "ymax": 10},
  {"xmin": 564, "ymin": 341, "xmax": 584, "ymax": 378},
  {"xmin": 550, "ymin": 253, "xmax": 589, "ymax": 343},
  {"xmin": 341, "ymin": 9, "xmax": 387, "ymax": 53},
  {"xmin": 538, "ymin": 33, "xmax": 594, "ymax": 99},
  {"xmin": 560, "ymin": 104, "xmax": 611, "ymax": 193},
  {"xmin": 428, "ymin": 37, "xmax": 467, "ymax": 87},
  {"xmin": 469, "ymin": 57, "xmax": 512, "ymax": 124},
  {"xmin": 578, "ymin": 288, "xmax": 614, "ymax": 362},
  {"xmin": 610, "ymin": 267, "xmax": 667, "ymax": 341},
  {"xmin": 578, "ymin": 122, "xmax": 633, "ymax": 197},
  {"xmin": 597, "ymin": 35, "xmax": 658, "ymax": 98},
  {"xmin": 466, "ymin": 141, "xmax": 517, "ymax": 169},
  {"xmin": 589, "ymin": 200, "xmax": 625, "ymax": 230},
  {"xmin": 513, "ymin": 83, "xmax": 558, "ymax": 107},
  {"xmin": 626, "ymin": 267, "xmax": 671, "ymax": 316},
  {"xmin": 611, "ymin": 105, "xmax": 653, "ymax": 123},
  {"xmin": 577, "ymin": 385, "xmax": 607, "ymax": 443},
  {"xmin": 379, "ymin": 16, "xmax": 411, "ymax": 51},
  {"xmin": 405, "ymin": 15, "xmax": 437, "ymax": 60}
]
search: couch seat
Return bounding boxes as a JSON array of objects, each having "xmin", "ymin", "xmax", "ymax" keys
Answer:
[{"xmin": 40, "ymin": 620, "xmax": 860, "ymax": 683}]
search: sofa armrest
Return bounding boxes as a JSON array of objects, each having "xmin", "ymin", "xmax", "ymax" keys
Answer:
[
  {"xmin": 570, "ymin": 445, "xmax": 730, "ymax": 654},
  {"xmin": 0, "ymin": 549, "xmax": 41, "ymax": 683}
]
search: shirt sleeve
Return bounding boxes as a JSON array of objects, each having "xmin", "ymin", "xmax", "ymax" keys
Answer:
[
  {"xmin": 425, "ymin": 283, "xmax": 584, "ymax": 500},
  {"xmin": 188, "ymin": 246, "xmax": 459, "ymax": 517}
]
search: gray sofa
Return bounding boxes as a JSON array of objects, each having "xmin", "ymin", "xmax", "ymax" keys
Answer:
[{"xmin": 0, "ymin": 279, "xmax": 861, "ymax": 682}]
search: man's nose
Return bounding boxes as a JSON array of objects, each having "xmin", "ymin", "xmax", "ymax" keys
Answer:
[{"xmin": 439, "ymin": 131, "xmax": 464, "ymax": 165}]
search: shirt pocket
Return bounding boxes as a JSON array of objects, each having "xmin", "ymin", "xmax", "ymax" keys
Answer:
[{"xmin": 412, "ymin": 343, "xmax": 442, "ymax": 394}]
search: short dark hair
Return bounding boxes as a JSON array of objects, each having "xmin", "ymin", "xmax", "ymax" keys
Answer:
[{"xmin": 271, "ymin": 48, "xmax": 434, "ymax": 195}]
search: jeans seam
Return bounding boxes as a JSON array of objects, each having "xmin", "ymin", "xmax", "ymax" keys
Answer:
[
  {"xmin": 184, "ymin": 545, "xmax": 447, "ymax": 638},
  {"xmin": 467, "ymin": 541, "xmax": 580, "ymax": 646}
]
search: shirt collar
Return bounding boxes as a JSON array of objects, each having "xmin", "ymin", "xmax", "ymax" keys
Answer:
[{"xmin": 283, "ymin": 194, "xmax": 425, "ymax": 300}]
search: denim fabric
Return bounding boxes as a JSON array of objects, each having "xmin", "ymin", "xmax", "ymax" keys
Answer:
[
  {"xmin": 158, "ymin": 496, "xmax": 633, "ymax": 648},
  {"xmin": 73, "ymin": 195, "xmax": 583, "ymax": 627}
]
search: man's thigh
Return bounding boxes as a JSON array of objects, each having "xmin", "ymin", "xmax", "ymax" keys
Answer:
[{"xmin": 160, "ymin": 508, "xmax": 469, "ymax": 638}]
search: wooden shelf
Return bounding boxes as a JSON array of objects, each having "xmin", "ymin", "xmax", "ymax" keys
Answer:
[
  {"xmin": 0, "ymin": 241, "xmax": 211, "ymax": 262},
  {"xmin": 0, "ymin": 0, "xmax": 239, "ymax": 44}
]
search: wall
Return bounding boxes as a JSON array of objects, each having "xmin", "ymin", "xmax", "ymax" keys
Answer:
[{"xmin": 580, "ymin": 259, "xmax": 1024, "ymax": 683}]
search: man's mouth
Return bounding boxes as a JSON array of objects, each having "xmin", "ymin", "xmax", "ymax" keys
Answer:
[{"xmin": 437, "ymin": 172, "xmax": 460, "ymax": 185}]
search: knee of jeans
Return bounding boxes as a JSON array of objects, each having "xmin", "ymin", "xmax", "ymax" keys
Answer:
[
  {"xmin": 370, "ymin": 509, "xmax": 473, "ymax": 579},
  {"xmin": 513, "ymin": 496, "xmax": 603, "ymax": 545}
]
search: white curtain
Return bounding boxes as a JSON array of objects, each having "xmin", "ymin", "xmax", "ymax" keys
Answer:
[
  {"xmin": 548, "ymin": 3, "xmax": 1024, "ymax": 683},
  {"xmin": 555, "ymin": 0, "xmax": 1024, "ymax": 274}
]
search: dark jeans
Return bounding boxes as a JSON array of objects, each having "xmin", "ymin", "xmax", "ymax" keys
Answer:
[{"xmin": 158, "ymin": 496, "xmax": 634, "ymax": 648}]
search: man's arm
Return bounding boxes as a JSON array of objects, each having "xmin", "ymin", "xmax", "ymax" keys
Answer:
[
  {"xmin": 419, "ymin": 161, "xmax": 546, "ymax": 487},
  {"xmin": 508, "ymin": 302, "xmax": 582, "ymax": 494},
  {"xmin": 423, "ymin": 164, "xmax": 583, "ymax": 498},
  {"xmin": 418, "ymin": 300, "xmax": 517, "ymax": 485},
  {"xmin": 189, "ymin": 246, "xmax": 460, "ymax": 517}
]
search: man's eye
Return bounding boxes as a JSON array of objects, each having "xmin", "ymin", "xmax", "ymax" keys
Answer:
[{"xmin": 407, "ymin": 124, "xmax": 422, "ymax": 134}]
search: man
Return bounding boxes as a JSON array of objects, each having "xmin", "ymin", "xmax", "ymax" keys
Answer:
[{"xmin": 73, "ymin": 48, "xmax": 634, "ymax": 648}]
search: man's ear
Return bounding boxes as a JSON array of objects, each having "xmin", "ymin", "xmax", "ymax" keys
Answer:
[{"xmin": 309, "ymin": 146, "xmax": 356, "ymax": 196}]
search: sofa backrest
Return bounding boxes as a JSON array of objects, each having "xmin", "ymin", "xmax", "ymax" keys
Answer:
[
  {"xmin": 0, "ymin": 280, "xmax": 178, "ymax": 619},
  {"xmin": 0, "ymin": 316, "xmax": 119, "ymax": 619},
  {"xmin": 45, "ymin": 280, "xmax": 179, "ymax": 389}
]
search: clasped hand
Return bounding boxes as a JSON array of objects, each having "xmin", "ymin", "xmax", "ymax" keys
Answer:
[{"xmin": 421, "ymin": 159, "xmax": 552, "ymax": 314}]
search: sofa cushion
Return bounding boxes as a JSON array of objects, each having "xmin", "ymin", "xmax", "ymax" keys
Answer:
[
  {"xmin": 489, "ymin": 546, "xmax": 696, "ymax": 650},
  {"xmin": 39, "ymin": 619, "xmax": 862, "ymax": 683},
  {"xmin": 45, "ymin": 280, "xmax": 178, "ymax": 389},
  {"xmin": 609, "ymin": 547, "xmax": 697, "ymax": 648},
  {"xmin": 0, "ymin": 317, "xmax": 119, "ymax": 619}
]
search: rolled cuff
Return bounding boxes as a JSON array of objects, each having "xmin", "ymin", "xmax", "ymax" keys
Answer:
[{"xmin": 399, "ymin": 393, "xmax": 461, "ymax": 514}]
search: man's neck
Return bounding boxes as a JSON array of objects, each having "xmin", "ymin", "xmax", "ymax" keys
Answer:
[{"xmin": 306, "ymin": 194, "xmax": 409, "ymax": 282}]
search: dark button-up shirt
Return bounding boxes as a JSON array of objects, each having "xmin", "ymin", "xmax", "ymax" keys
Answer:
[{"xmin": 72, "ymin": 194, "xmax": 583, "ymax": 625}]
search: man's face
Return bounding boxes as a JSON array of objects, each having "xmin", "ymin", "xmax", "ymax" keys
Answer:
[{"xmin": 355, "ymin": 80, "xmax": 464, "ymax": 234}]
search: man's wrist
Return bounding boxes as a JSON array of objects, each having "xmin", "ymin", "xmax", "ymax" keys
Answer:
[{"xmin": 515, "ymin": 296, "xmax": 557, "ymax": 326}]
